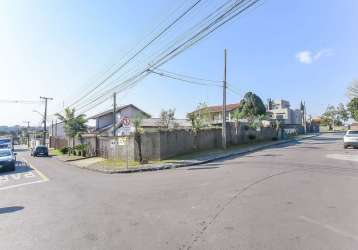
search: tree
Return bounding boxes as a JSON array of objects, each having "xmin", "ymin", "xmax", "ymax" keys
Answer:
[
  {"xmin": 347, "ymin": 80, "xmax": 358, "ymax": 99},
  {"xmin": 133, "ymin": 117, "xmax": 144, "ymax": 163},
  {"xmin": 232, "ymin": 108, "xmax": 244, "ymax": 134},
  {"xmin": 321, "ymin": 105, "xmax": 341, "ymax": 130},
  {"xmin": 337, "ymin": 103, "xmax": 349, "ymax": 123},
  {"xmin": 348, "ymin": 98, "xmax": 358, "ymax": 121},
  {"xmin": 188, "ymin": 102, "xmax": 209, "ymax": 133},
  {"xmin": 159, "ymin": 108, "xmax": 176, "ymax": 129},
  {"xmin": 55, "ymin": 108, "xmax": 88, "ymax": 148},
  {"xmin": 237, "ymin": 92, "xmax": 266, "ymax": 127}
]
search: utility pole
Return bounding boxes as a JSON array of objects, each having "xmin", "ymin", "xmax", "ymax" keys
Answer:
[
  {"xmin": 222, "ymin": 49, "xmax": 227, "ymax": 150},
  {"xmin": 40, "ymin": 96, "xmax": 53, "ymax": 146},
  {"xmin": 113, "ymin": 93, "xmax": 117, "ymax": 137},
  {"xmin": 23, "ymin": 121, "xmax": 30, "ymax": 148}
]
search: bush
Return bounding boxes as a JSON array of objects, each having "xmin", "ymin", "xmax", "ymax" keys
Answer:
[
  {"xmin": 248, "ymin": 134, "xmax": 256, "ymax": 140},
  {"xmin": 272, "ymin": 136, "xmax": 278, "ymax": 141},
  {"xmin": 59, "ymin": 147, "xmax": 69, "ymax": 154}
]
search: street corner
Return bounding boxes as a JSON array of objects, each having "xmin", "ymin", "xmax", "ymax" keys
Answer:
[{"xmin": 0, "ymin": 160, "xmax": 49, "ymax": 191}]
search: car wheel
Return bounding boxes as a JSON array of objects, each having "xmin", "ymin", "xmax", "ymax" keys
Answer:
[
  {"xmin": 344, "ymin": 145, "xmax": 349, "ymax": 149},
  {"xmin": 8, "ymin": 163, "xmax": 15, "ymax": 171}
]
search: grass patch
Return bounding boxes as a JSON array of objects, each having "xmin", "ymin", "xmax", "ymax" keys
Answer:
[
  {"xmin": 49, "ymin": 148, "xmax": 63, "ymax": 156},
  {"xmin": 93, "ymin": 159, "xmax": 164, "ymax": 170}
]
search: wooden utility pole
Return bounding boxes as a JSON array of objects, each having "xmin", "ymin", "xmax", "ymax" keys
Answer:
[
  {"xmin": 113, "ymin": 93, "xmax": 117, "ymax": 137},
  {"xmin": 40, "ymin": 96, "xmax": 53, "ymax": 146},
  {"xmin": 222, "ymin": 49, "xmax": 227, "ymax": 150}
]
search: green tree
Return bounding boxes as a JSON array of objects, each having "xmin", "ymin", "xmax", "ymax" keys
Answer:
[
  {"xmin": 188, "ymin": 102, "xmax": 210, "ymax": 133},
  {"xmin": 337, "ymin": 103, "xmax": 349, "ymax": 123},
  {"xmin": 237, "ymin": 92, "xmax": 266, "ymax": 127},
  {"xmin": 348, "ymin": 98, "xmax": 358, "ymax": 121},
  {"xmin": 159, "ymin": 108, "xmax": 176, "ymax": 129},
  {"xmin": 321, "ymin": 105, "xmax": 342, "ymax": 130},
  {"xmin": 133, "ymin": 117, "xmax": 144, "ymax": 163},
  {"xmin": 55, "ymin": 108, "xmax": 88, "ymax": 149}
]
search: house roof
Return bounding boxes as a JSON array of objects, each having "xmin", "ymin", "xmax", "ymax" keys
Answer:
[
  {"xmin": 189, "ymin": 103, "xmax": 240, "ymax": 115},
  {"xmin": 89, "ymin": 104, "xmax": 151, "ymax": 119}
]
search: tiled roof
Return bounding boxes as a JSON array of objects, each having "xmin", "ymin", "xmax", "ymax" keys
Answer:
[
  {"xmin": 88, "ymin": 104, "xmax": 151, "ymax": 119},
  {"xmin": 189, "ymin": 103, "xmax": 240, "ymax": 114}
]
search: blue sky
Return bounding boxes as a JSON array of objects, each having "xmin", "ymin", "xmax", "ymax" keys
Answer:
[{"xmin": 0, "ymin": 0, "xmax": 357, "ymax": 126}]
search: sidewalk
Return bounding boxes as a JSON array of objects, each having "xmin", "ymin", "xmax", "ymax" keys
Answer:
[{"xmin": 68, "ymin": 133, "xmax": 318, "ymax": 174}]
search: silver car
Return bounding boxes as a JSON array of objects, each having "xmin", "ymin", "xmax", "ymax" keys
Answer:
[
  {"xmin": 0, "ymin": 148, "xmax": 17, "ymax": 172},
  {"xmin": 343, "ymin": 130, "xmax": 358, "ymax": 149}
]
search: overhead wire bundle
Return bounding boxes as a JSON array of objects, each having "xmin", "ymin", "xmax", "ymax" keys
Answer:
[{"xmin": 53, "ymin": 0, "xmax": 261, "ymax": 117}]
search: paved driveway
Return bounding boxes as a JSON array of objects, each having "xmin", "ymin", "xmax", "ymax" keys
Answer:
[{"xmin": 1, "ymin": 134, "xmax": 358, "ymax": 250}]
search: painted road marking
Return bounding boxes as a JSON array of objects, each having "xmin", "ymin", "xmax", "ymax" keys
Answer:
[
  {"xmin": 0, "ymin": 159, "xmax": 49, "ymax": 191},
  {"xmin": 326, "ymin": 154, "xmax": 358, "ymax": 162},
  {"xmin": 299, "ymin": 215, "xmax": 358, "ymax": 242}
]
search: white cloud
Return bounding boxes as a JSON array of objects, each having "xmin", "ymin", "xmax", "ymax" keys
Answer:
[
  {"xmin": 296, "ymin": 51, "xmax": 313, "ymax": 64},
  {"xmin": 296, "ymin": 49, "xmax": 333, "ymax": 64}
]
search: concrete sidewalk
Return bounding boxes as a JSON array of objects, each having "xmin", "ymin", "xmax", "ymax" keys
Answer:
[{"xmin": 71, "ymin": 133, "xmax": 318, "ymax": 174}]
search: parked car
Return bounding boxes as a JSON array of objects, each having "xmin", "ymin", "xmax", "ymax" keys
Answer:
[
  {"xmin": 343, "ymin": 130, "xmax": 358, "ymax": 149},
  {"xmin": 31, "ymin": 145, "xmax": 49, "ymax": 157},
  {"xmin": 0, "ymin": 148, "xmax": 16, "ymax": 172}
]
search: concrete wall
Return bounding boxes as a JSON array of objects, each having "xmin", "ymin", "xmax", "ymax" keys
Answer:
[
  {"xmin": 97, "ymin": 136, "xmax": 136, "ymax": 161},
  {"xmin": 49, "ymin": 122, "xmax": 66, "ymax": 138},
  {"xmin": 94, "ymin": 123, "xmax": 277, "ymax": 161}
]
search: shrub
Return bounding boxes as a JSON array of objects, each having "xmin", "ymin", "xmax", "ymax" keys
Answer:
[
  {"xmin": 248, "ymin": 134, "xmax": 256, "ymax": 140},
  {"xmin": 59, "ymin": 147, "xmax": 69, "ymax": 154},
  {"xmin": 272, "ymin": 136, "xmax": 278, "ymax": 141}
]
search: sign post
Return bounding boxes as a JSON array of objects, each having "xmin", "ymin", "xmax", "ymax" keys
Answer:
[{"xmin": 121, "ymin": 117, "xmax": 131, "ymax": 169}]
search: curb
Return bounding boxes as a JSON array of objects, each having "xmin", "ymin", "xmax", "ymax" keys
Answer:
[
  {"xmin": 75, "ymin": 134, "xmax": 319, "ymax": 174},
  {"xmin": 54, "ymin": 156, "xmax": 96, "ymax": 162}
]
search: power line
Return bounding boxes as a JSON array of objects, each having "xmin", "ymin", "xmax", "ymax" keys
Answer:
[
  {"xmin": 153, "ymin": 67, "xmax": 222, "ymax": 83},
  {"xmin": 0, "ymin": 99, "xmax": 42, "ymax": 104},
  {"xmin": 149, "ymin": 69, "xmax": 222, "ymax": 87},
  {"xmin": 68, "ymin": 0, "xmax": 261, "ymax": 115},
  {"xmin": 64, "ymin": 0, "xmax": 203, "ymax": 110}
]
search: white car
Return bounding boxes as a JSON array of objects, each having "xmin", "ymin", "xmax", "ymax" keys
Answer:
[{"xmin": 343, "ymin": 130, "xmax": 358, "ymax": 149}]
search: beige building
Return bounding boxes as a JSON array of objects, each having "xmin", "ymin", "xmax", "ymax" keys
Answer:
[
  {"xmin": 267, "ymin": 99, "xmax": 303, "ymax": 125},
  {"xmin": 188, "ymin": 103, "xmax": 241, "ymax": 124}
]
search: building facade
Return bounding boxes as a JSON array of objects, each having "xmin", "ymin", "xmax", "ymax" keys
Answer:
[{"xmin": 267, "ymin": 99, "xmax": 303, "ymax": 125}]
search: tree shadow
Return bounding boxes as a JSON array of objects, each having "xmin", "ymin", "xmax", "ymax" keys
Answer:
[{"xmin": 0, "ymin": 206, "xmax": 24, "ymax": 214}]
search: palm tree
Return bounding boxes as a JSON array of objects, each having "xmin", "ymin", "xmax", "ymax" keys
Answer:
[
  {"xmin": 55, "ymin": 108, "xmax": 88, "ymax": 149},
  {"xmin": 133, "ymin": 117, "xmax": 144, "ymax": 163}
]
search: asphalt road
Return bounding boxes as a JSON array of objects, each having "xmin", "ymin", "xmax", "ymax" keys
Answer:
[{"xmin": 1, "ymin": 133, "xmax": 358, "ymax": 250}]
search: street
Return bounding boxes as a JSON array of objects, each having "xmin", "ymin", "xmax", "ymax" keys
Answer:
[{"xmin": 1, "ymin": 133, "xmax": 358, "ymax": 250}]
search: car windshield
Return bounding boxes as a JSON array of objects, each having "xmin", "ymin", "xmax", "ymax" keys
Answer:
[
  {"xmin": 0, "ymin": 150, "xmax": 11, "ymax": 157},
  {"xmin": 348, "ymin": 131, "xmax": 358, "ymax": 135}
]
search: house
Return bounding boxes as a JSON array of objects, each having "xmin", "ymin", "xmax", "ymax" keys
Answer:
[
  {"xmin": 89, "ymin": 104, "xmax": 151, "ymax": 136},
  {"xmin": 188, "ymin": 103, "xmax": 240, "ymax": 124},
  {"xmin": 266, "ymin": 99, "xmax": 303, "ymax": 125}
]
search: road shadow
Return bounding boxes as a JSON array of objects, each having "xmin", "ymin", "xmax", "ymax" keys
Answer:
[
  {"xmin": 0, "ymin": 206, "xmax": 24, "ymax": 214},
  {"xmin": 0, "ymin": 161, "xmax": 33, "ymax": 176}
]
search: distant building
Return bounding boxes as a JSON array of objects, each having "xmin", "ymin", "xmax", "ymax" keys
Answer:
[
  {"xmin": 267, "ymin": 99, "xmax": 303, "ymax": 125},
  {"xmin": 188, "ymin": 103, "xmax": 240, "ymax": 124}
]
